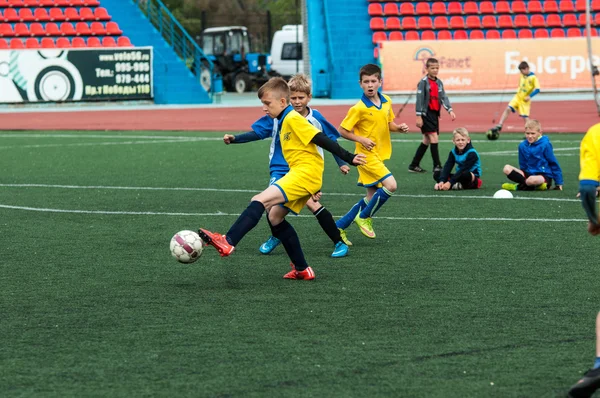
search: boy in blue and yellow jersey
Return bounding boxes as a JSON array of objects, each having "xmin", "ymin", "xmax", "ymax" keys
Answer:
[
  {"xmin": 222, "ymin": 74, "xmax": 351, "ymax": 258},
  {"xmin": 335, "ymin": 64, "xmax": 409, "ymax": 243},
  {"xmin": 199, "ymin": 77, "xmax": 365, "ymax": 281},
  {"xmin": 501, "ymin": 119, "xmax": 563, "ymax": 191},
  {"xmin": 433, "ymin": 127, "xmax": 482, "ymax": 191},
  {"xmin": 490, "ymin": 61, "xmax": 540, "ymax": 136}
]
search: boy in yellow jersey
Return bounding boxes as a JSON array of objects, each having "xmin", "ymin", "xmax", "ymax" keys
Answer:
[
  {"xmin": 198, "ymin": 77, "xmax": 366, "ymax": 280},
  {"xmin": 489, "ymin": 61, "xmax": 540, "ymax": 136},
  {"xmin": 335, "ymin": 64, "xmax": 409, "ymax": 242},
  {"xmin": 568, "ymin": 124, "xmax": 600, "ymax": 397}
]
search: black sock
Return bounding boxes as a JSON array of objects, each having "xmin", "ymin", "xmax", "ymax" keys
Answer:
[
  {"xmin": 430, "ymin": 143, "xmax": 441, "ymax": 168},
  {"xmin": 313, "ymin": 206, "xmax": 341, "ymax": 244},
  {"xmin": 455, "ymin": 171, "xmax": 473, "ymax": 187},
  {"xmin": 226, "ymin": 200, "xmax": 265, "ymax": 246},
  {"xmin": 507, "ymin": 170, "xmax": 526, "ymax": 184},
  {"xmin": 410, "ymin": 143, "xmax": 429, "ymax": 167},
  {"xmin": 269, "ymin": 218, "xmax": 308, "ymax": 270}
]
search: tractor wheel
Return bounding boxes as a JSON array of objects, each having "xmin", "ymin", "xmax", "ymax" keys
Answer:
[{"xmin": 234, "ymin": 73, "xmax": 251, "ymax": 94}]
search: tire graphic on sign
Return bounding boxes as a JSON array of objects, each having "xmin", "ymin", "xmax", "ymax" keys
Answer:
[{"xmin": 31, "ymin": 65, "xmax": 77, "ymax": 102}]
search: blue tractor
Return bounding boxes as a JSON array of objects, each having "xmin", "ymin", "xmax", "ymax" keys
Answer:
[{"xmin": 200, "ymin": 26, "xmax": 272, "ymax": 94}]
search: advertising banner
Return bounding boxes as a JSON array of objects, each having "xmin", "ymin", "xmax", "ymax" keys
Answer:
[
  {"xmin": 0, "ymin": 47, "xmax": 153, "ymax": 103},
  {"xmin": 379, "ymin": 38, "xmax": 600, "ymax": 93}
]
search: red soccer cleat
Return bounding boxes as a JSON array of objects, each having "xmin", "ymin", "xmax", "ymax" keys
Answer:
[
  {"xmin": 198, "ymin": 228, "xmax": 235, "ymax": 257},
  {"xmin": 283, "ymin": 266, "xmax": 315, "ymax": 280}
]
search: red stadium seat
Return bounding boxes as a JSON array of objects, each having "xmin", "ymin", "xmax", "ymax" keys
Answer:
[
  {"xmin": 368, "ymin": 3, "xmax": 383, "ymax": 16},
  {"xmin": 421, "ymin": 30, "xmax": 435, "ymax": 40},
  {"xmin": 70, "ymin": 0, "xmax": 85, "ymax": 6},
  {"xmin": 482, "ymin": 15, "xmax": 497, "ymax": 28},
  {"xmin": 502, "ymin": 29, "xmax": 517, "ymax": 39},
  {"xmin": 9, "ymin": 0, "xmax": 24, "ymax": 6},
  {"xmin": 75, "ymin": 22, "xmax": 90, "ymax": 35},
  {"xmin": 34, "ymin": 8, "xmax": 50, "ymax": 22},
  {"xmin": 14, "ymin": 23, "xmax": 29, "ymax": 36},
  {"xmin": 388, "ymin": 31, "xmax": 403, "ymax": 40},
  {"xmin": 23, "ymin": 0, "xmax": 38, "ymax": 6},
  {"xmin": 562, "ymin": 14, "xmax": 578, "ymax": 27},
  {"xmin": 480, "ymin": 1, "xmax": 494, "ymax": 14},
  {"xmin": 512, "ymin": 1, "xmax": 527, "ymax": 13},
  {"xmin": 385, "ymin": 17, "xmax": 400, "ymax": 30},
  {"xmin": 0, "ymin": 38, "xmax": 7, "ymax": 48},
  {"xmin": 370, "ymin": 17, "xmax": 384, "ymax": 30},
  {"xmin": 84, "ymin": 0, "xmax": 100, "ymax": 6},
  {"xmin": 518, "ymin": 29, "xmax": 533, "ymax": 38},
  {"xmin": 560, "ymin": 0, "xmax": 575, "ymax": 12},
  {"xmin": 372, "ymin": 31, "xmax": 386, "ymax": 43},
  {"xmin": 39, "ymin": 0, "xmax": 56, "ymax": 5},
  {"xmin": 551, "ymin": 28, "xmax": 566, "ymax": 37},
  {"xmin": 0, "ymin": 24, "xmax": 14, "ymax": 37},
  {"xmin": 575, "ymin": 0, "xmax": 586, "ymax": 11},
  {"xmin": 45, "ymin": 22, "xmax": 60, "ymax": 36},
  {"xmin": 546, "ymin": 14, "xmax": 562, "ymax": 27},
  {"xmin": 0, "ymin": 0, "xmax": 7, "ymax": 6},
  {"xmin": 94, "ymin": 7, "xmax": 110, "ymax": 21},
  {"xmin": 29, "ymin": 22, "xmax": 45, "ymax": 35},
  {"xmin": 9, "ymin": 38, "xmax": 23, "ymax": 48},
  {"xmin": 567, "ymin": 27, "xmax": 582, "ymax": 36},
  {"xmin": 117, "ymin": 36, "xmax": 133, "ymax": 47},
  {"xmin": 453, "ymin": 30, "xmax": 468, "ymax": 40},
  {"xmin": 87, "ymin": 36, "xmax": 101, "ymax": 47},
  {"xmin": 514, "ymin": 14, "xmax": 530, "ymax": 28},
  {"xmin": 72, "ymin": 36, "xmax": 86, "ymax": 47},
  {"xmin": 56, "ymin": 36, "xmax": 70, "ymax": 47},
  {"xmin": 373, "ymin": 46, "xmax": 378, "ymax": 60},
  {"xmin": 433, "ymin": 16, "xmax": 449, "ymax": 29},
  {"xmin": 40, "ymin": 37, "xmax": 54, "ymax": 48},
  {"xmin": 495, "ymin": 1, "xmax": 511, "ymax": 13},
  {"xmin": 3, "ymin": 8, "xmax": 19, "ymax": 22},
  {"xmin": 25, "ymin": 37, "xmax": 39, "ymax": 48},
  {"xmin": 431, "ymin": 2, "xmax": 446, "ymax": 15},
  {"xmin": 486, "ymin": 29, "xmax": 501, "ymax": 39},
  {"xmin": 64, "ymin": 8, "xmax": 80, "ymax": 22},
  {"xmin": 438, "ymin": 30, "xmax": 452, "ymax": 40},
  {"xmin": 466, "ymin": 15, "xmax": 481, "ymax": 29},
  {"xmin": 595, "ymin": 0, "xmax": 600, "ymax": 11},
  {"xmin": 49, "ymin": 8, "xmax": 66, "ymax": 22},
  {"xmin": 498, "ymin": 15, "xmax": 513, "ymax": 28},
  {"xmin": 405, "ymin": 30, "xmax": 419, "ymax": 40},
  {"xmin": 579, "ymin": 14, "xmax": 597, "ymax": 26},
  {"xmin": 418, "ymin": 16, "xmax": 432, "ymax": 30},
  {"xmin": 60, "ymin": 22, "xmax": 75, "ymax": 35},
  {"xmin": 53, "ymin": 0, "xmax": 70, "ymax": 6},
  {"xmin": 447, "ymin": 2, "xmax": 462, "ymax": 15},
  {"xmin": 596, "ymin": 14, "xmax": 600, "ymax": 25},
  {"xmin": 544, "ymin": 1, "xmax": 559, "ymax": 13},
  {"xmin": 399, "ymin": 3, "xmax": 414, "ymax": 16},
  {"xmin": 383, "ymin": 3, "xmax": 398, "ymax": 16},
  {"xmin": 449, "ymin": 16, "xmax": 464, "ymax": 29},
  {"xmin": 415, "ymin": 2, "xmax": 430, "ymax": 15},
  {"xmin": 528, "ymin": 1, "xmax": 543, "ymax": 13},
  {"xmin": 534, "ymin": 28, "xmax": 550, "ymax": 38},
  {"xmin": 402, "ymin": 17, "xmax": 417, "ymax": 30},
  {"xmin": 18, "ymin": 8, "xmax": 34, "ymax": 22},
  {"xmin": 470, "ymin": 30, "xmax": 484, "ymax": 39},
  {"xmin": 463, "ymin": 2, "xmax": 479, "ymax": 14},
  {"xmin": 79, "ymin": 8, "xmax": 95, "ymax": 21},
  {"xmin": 530, "ymin": 14, "xmax": 546, "ymax": 27}
]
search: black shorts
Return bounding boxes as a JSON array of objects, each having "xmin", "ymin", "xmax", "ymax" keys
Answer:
[
  {"xmin": 421, "ymin": 108, "xmax": 440, "ymax": 134},
  {"xmin": 524, "ymin": 172, "xmax": 553, "ymax": 188}
]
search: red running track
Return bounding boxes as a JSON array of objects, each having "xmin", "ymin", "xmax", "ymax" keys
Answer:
[{"xmin": 0, "ymin": 100, "xmax": 598, "ymax": 133}]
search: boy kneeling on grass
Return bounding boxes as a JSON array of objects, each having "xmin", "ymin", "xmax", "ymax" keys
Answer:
[{"xmin": 434, "ymin": 127, "xmax": 482, "ymax": 191}]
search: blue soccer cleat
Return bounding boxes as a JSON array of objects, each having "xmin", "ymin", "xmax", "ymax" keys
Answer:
[
  {"xmin": 331, "ymin": 241, "xmax": 349, "ymax": 258},
  {"xmin": 259, "ymin": 236, "xmax": 280, "ymax": 254}
]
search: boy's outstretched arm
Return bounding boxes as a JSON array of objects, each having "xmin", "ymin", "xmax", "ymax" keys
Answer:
[
  {"xmin": 223, "ymin": 131, "xmax": 261, "ymax": 145},
  {"xmin": 312, "ymin": 132, "xmax": 366, "ymax": 166},
  {"xmin": 339, "ymin": 126, "xmax": 375, "ymax": 151}
]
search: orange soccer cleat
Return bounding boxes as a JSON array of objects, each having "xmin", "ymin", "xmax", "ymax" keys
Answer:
[
  {"xmin": 198, "ymin": 228, "xmax": 235, "ymax": 257},
  {"xmin": 283, "ymin": 266, "xmax": 315, "ymax": 280}
]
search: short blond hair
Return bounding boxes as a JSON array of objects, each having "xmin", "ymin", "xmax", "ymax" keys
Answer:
[
  {"xmin": 525, "ymin": 119, "xmax": 542, "ymax": 132},
  {"xmin": 288, "ymin": 74, "xmax": 312, "ymax": 95},
  {"xmin": 258, "ymin": 77, "xmax": 290, "ymax": 102},
  {"xmin": 452, "ymin": 127, "xmax": 470, "ymax": 139}
]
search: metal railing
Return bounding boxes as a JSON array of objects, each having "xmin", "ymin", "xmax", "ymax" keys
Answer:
[{"xmin": 132, "ymin": 0, "xmax": 214, "ymax": 97}]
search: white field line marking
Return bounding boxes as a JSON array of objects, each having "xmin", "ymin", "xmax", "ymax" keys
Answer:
[
  {"xmin": 0, "ymin": 203, "xmax": 586, "ymax": 222},
  {"xmin": 480, "ymin": 147, "xmax": 579, "ymax": 156},
  {"xmin": 0, "ymin": 138, "xmax": 204, "ymax": 149},
  {"xmin": 0, "ymin": 183, "xmax": 581, "ymax": 203}
]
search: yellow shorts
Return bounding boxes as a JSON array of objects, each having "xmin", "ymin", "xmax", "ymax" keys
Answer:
[
  {"xmin": 274, "ymin": 169, "xmax": 322, "ymax": 214},
  {"xmin": 509, "ymin": 95, "xmax": 531, "ymax": 117},
  {"xmin": 357, "ymin": 156, "xmax": 392, "ymax": 187}
]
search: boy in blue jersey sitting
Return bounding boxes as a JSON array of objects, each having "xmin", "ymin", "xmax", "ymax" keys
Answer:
[
  {"xmin": 433, "ymin": 127, "xmax": 482, "ymax": 191},
  {"xmin": 199, "ymin": 77, "xmax": 365, "ymax": 280},
  {"xmin": 501, "ymin": 119, "xmax": 564, "ymax": 191},
  {"xmin": 223, "ymin": 74, "xmax": 351, "ymax": 258},
  {"xmin": 335, "ymin": 64, "xmax": 409, "ymax": 244}
]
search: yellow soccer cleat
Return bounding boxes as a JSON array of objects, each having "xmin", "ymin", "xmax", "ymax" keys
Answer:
[
  {"xmin": 501, "ymin": 183, "xmax": 518, "ymax": 191},
  {"xmin": 354, "ymin": 215, "xmax": 376, "ymax": 239},
  {"xmin": 338, "ymin": 228, "xmax": 353, "ymax": 246},
  {"xmin": 535, "ymin": 182, "xmax": 548, "ymax": 191}
]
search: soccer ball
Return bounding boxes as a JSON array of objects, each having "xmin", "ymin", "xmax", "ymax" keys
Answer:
[
  {"xmin": 493, "ymin": 189, "xmax": 513, "ymax": 199},
  {"xmin": 486, "ymin": 128, "xmax": 500, "ymax": 140},
  {"xmin": 170, "ymin": 230, "xmax": 204, "ymax": 263}
]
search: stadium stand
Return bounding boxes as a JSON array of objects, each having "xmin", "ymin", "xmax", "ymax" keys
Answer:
[{"xmin": 0, "ymin": 0, "xmax": 132, "ymax": 48}]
